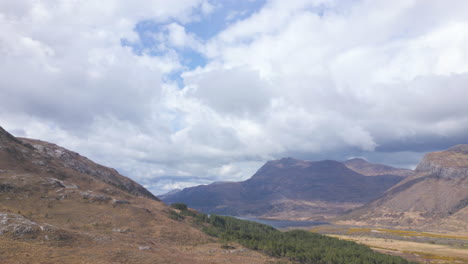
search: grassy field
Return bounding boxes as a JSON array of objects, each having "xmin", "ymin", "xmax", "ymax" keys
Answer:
[{"xmin": 309, "ymin": 226, "xmax": 468, "ymax": 264}]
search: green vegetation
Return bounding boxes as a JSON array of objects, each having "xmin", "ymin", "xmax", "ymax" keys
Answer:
[
  {"xmin": 170, "ymin": 203, "xmax": 188, "ymax": 211},
  {"xmin": 200, "ymin": 214, "xmax": 416, "ymax": 264},
  {"xmin": 169, "ymin": 203, "xmax": 197, "ymax": 218}
]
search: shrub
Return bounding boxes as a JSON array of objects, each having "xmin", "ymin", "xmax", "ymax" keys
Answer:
[{"xmin": 170, "ymin": 203, "xmax": 188, "ymax": 211}]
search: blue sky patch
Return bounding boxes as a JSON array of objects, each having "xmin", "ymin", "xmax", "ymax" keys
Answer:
[
  {"xmin": 186, "ymin": 0, "xmax": 267, "ymax": 40},
  {"xmin": 121, "ymin": 0, "xmax": 268, "ymax": 88}
]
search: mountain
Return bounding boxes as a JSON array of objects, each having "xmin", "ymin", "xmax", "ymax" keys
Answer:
[
  {"xmin": 0, "ymin": 126, "xmax": 279, "ymax": 264},
  {"xmin": 340, "ymin": 145, "xmax": 468, "ymax": 232},
  {"xmin": 19, "ymin": 137, "xmax": 158, "ymax": 200},
  {"xmin": 158, "ymin": 188, "xmax": 182, "ymax": 200},
  {"xmin": 344, "ymin": 158, "xmax": 413, "ymax": 177},
  {"xmin": 163, "ymin": 157, "xmax": 409, "ymax": 220}
]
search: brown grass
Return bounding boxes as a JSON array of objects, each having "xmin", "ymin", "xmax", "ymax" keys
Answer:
[{"xmin": 0, "ymin": 168, "xmax": 287, "ymax": 264}]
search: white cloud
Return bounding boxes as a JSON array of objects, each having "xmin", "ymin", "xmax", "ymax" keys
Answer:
[
  {"xmin": 2, "ymin": 0, "xmax": 468, "ymax": 195},
  {"xmin": 184, "ymin": 67, "xmax": 271, "ymax": 115}
]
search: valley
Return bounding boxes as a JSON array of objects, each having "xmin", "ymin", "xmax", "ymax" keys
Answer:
[
  {"xmin": 2, "ymin": 1, "xmax": 467, "ymax": 263},
  {"xmin": 226, "ymin": 217, "xmax": 468, "ymax": 263},
  {"xmin": 0, "ymin": 125, "xmax": 419, "ymax": 263},
  {"xmin": 162, "ymin": 144, "xmax": 468, "ymax": 263}
]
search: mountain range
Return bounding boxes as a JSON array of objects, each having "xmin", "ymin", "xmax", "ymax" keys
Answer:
[
  {"xmin": 164, "ymin": 145, "xmax": 468, "ymax": 232},
  {"xmin": 162, "ymin": 157, "xmax": 412, "ymax": 220},
  {"xmin": 1, "ymin": 123, "xmax": 466, "ymax": 263}
]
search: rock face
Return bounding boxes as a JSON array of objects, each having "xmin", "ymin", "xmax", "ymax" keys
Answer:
[
  {"xmin": 163, "ymin": 157, "xmax": 408, "ymax": 220},
  {"xmin": 415, "ymin": 145, "xmax": 468, "ymax": 179},
  {"xmin": 340, "ymin": 145, "xmax": 468, "ymax": 231},
  {"xmin": 0, "ymin": 213, "xmax": 55, "ymax": 238}
]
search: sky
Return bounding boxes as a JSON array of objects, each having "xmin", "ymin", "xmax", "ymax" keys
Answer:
[{"xmin": 1, "ymin": 0, "xmax": 468, "ymax": 195}]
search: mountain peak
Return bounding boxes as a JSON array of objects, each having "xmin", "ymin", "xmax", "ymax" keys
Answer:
[
  {"xmin": 0, "ymin": 125, "xmax": 22, "ymax": 145},
  {"xmin": 0, "ymin": 125, "xmax": 158, "ymax": 201},
  {"xmin": 277, "ymin": 157, "xmax": 302, "ymax": 164},
  {"xmin": 416, "ymin": 144, "xmax": 468, "ymax": 177},
  {"xmin": 448, "ymin": 144, "xmax": 468, "ymax": 154},
  {"xmin": 345, "ymin": 158, "xmax": 368, "ymax": 164},
  {"xmin": 344, "ymin": 158, "xmax": 412, "ymax": 177},
  {"xmin": 261, "ymin": 157, "xmax": 308, "ymax": 170}
]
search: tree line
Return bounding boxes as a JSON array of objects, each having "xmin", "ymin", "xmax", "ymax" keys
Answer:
[{"xmin": 195, "ymin": 213, "xmax": 415, "ymax": 264}]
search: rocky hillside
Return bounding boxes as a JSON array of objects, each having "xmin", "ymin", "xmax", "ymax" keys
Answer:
[
  {"xmin": 0, "ymin": 126, "xmax": 281, "ymax": 264},
  {"xmin": 340, "ymin": 145, "xmax": 468, "ymax": 232},
  {"xmin": 19, "ymin": 137, "xmax": 157, "ymax": 200},
  {"xmin": 1, "ymin": 126, "xmax": 155, "ymax": 201},
  {"xmin": 163, "ymin": 157, "xmax": 409, "ymax": 220}
]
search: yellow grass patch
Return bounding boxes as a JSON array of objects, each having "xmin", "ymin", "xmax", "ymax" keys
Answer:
[
  {"xmin": 345, "ymin": 227, "xmax": 468, "ymax": 240},
  {"xmin": 328, "ymin": 234, "xmax": 468, "ymax": 264}
]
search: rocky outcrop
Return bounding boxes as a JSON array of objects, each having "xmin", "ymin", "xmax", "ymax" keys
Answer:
[
  {"xmin": 448, "ymin": 144, "xmax": 468, "ymax": 154},
  {"xmin": 416, "ymin": 144, "xmax": 468, "ymax": 179},
  {"xmin": 0, "ymin": 213, "xmax": 54, "ymax": 237},
  {"xmin": 0, "ymin": 126, "xmax": 22, "ymax": 145},
  {"xmin": 416, "ymin": 158, "xmax": 468, "ymax": 179}
]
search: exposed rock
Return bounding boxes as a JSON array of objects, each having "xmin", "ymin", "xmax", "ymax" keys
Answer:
[
  {"xmin": 81, "ymin": 192, "xmax": 112, "ymax": 203},
  {"xmin": 0, "ymin": 213, "xmax": 54, "ymax": 237},
  {"xmin": 138, "ymin": 246, "xmax": 150, "ymax": 250},
  {"xmin": 448, "ymin": 144, "xmax": 468, "ymax": 154},
  {"xmin": 112, "ymin": 228, "xmax": 130, "ymax": 233},
  {"xmin": 46, "ymin": 178, "xmax": 78, "ymax": 189},
  {"xmin": 416, "ymin": 154, "xmax": 468, "ymax": 179}
]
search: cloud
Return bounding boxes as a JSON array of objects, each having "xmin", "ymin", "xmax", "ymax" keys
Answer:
[
  {"xmin": 184, "ymin": 67, "xmax": 271, "ymax": 115},
  {"xmin": 1, "ymin": 0, "xmax": 468, "ymax": 195}
]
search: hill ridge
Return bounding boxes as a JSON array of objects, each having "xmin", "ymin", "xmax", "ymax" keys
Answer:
[{"xmin": 340, "ymin": 145, "xmax": 468, "ymax": 232}]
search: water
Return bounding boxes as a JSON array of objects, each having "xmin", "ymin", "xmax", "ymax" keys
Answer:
[{"xmin": 235, "ymin": 216, "xmax": 328, "ymax": 229}]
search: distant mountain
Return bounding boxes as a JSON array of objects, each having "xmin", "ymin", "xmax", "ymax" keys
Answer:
[
  {"xmin": 344, "ymin": 158, "xmax": 413, "ymax": 177},
  {"xmin": 340, "ymin": 145, "xmax": 468, "ymax": 232},
  {"xmin": 158, "ymin": 188, "xmax": 182, "ymax": 200},
  {"xmin": 162, "ymin": 157, "xmax": 409, "ymax": 220}
]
